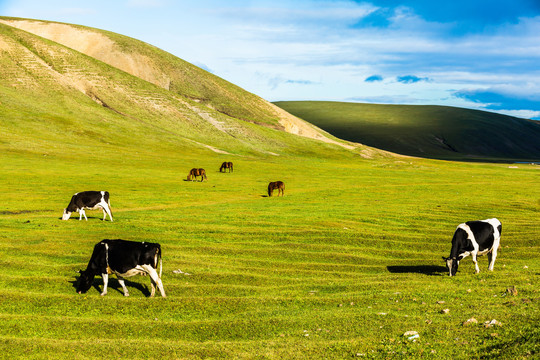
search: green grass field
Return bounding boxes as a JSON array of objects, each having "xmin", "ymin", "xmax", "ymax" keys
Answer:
[
  {"xmin": 1, "ymin": 17, "xmax": 539, "ymax": 360},
  {"xmin": 1, "ymin": 148, "xmax": 539, "ymax": 359}
]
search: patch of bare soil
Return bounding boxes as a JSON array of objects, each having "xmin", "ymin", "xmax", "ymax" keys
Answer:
[
  {"xmin": 0, "ymin": 19, "xmax": 170, "ymax": 90},
  {"xmin": 265, "ymin": 100, "xmax": 357, "ymax": 150},
  {"xmin": 0, "ymin": 35, "xmax": 12, "ymax": 52}
]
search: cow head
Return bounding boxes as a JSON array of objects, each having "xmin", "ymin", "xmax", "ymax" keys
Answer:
[
  {"xmin": 62, "ymin": 209, "xmax": 72, "ymax": 220},
  {"xmin": 76, "ymin": 269, "xmax": 95, "ymax": 294},
  {"xmin": 442, "ymin": 256, "xmax": 459, "ymax": 276}
]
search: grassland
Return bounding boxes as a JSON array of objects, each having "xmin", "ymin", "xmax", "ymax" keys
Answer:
[
  {"xmin": 0, "ymin": 17, "xmax": 539, "ymax": 360},
  {"xmin": 1, "ymin": 146, "xmax": 539, "ymax": 359},
  {"xmin": 274, "ymin": 101, "xmax": 540, "ymax": 162}
]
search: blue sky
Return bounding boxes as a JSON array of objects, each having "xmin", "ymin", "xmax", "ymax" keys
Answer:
[{"xmin": 1, "ymin": 0, "xmax": 539, "ymax": 119}]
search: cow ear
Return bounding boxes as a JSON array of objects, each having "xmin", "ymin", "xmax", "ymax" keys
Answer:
[
  {"xmin": 442, "ymin": 256, "xmax": 448, "ymax": 261},
  {"xmin": 77, "ymin": 269, "xmax": 82, "ymax": 274}
]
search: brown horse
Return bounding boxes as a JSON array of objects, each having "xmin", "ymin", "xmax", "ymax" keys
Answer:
[
  {"xmin": 268, "ymin": 181, "xmax": 284, "ymax": 197},
  {"xmin": 187, "ymin": 168, "xmax": 207, "ymax": 182},
  {"xmin": 219, "ymin": 161, "xmax": 233, "ymax": 173}
]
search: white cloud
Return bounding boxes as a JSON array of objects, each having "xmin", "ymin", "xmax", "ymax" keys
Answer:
[{"xmin": 492, "ymin": 109, "xmax": 540, "ymax": 119}]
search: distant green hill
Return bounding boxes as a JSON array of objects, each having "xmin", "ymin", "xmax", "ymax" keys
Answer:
[{"xmin": 274, "ymin": 101, "xmax": 540, "ymax": 162}]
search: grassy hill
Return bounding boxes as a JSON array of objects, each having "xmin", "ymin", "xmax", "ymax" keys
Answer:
[
  {"xmin": 274, "ymin": 101, "xmax": 540, "ymax": 162},
  {"xmin": 0, "ymin": 17, "xmax": 368, "ymax": 160},
  {"xmin": 1, "ymin": 17, "xmax": 539, "ymax": 359}
]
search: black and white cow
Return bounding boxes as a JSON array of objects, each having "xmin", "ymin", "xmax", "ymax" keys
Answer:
[
  {"xmin": 77, "ymin": 239, "xmax": 166, "ymax": 297},
  {"xmin": 62, "ymin": 191, "xmax": 113, "ymax": 221},
  {"xmin": 443, "ymin": 218, "xmax": 502, "ymax": 276}
]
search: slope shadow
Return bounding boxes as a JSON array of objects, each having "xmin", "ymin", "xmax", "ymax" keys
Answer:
[
  {"xmin": 71, "ymin": 276, "xmax": 151, "ymax": 297},
  {"xmin": 387, "ymin": 265, "xmax": 447, "ymax": 276}
]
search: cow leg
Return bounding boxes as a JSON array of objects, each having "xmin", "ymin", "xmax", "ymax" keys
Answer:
[
  {"xmin": 141, "ymin": 265, "xmax": 166, "ymax": 298},
  {"xmin": 100, "ymin": 202, "xmax": 113, "ymax": 222},
  {"xmin": 78, "ymin": 210, "xmax": 87, "ymax": 220},
  {"xmin": 149, "ymin": 278, "xmax": 156, "ymax": 297},
  {"xmin": 471, "ymin": 253, "xmax": 480, "ymax": 274},
  {"xmin": 117, "ymin": 277, "xmax": 129, "ymax": 296},
  {"xmin": 100, "ymin": 273, "xmax": 109, "ymax": 296},
  {"xmin": 488, "ymin": 248, "xmax": 498, "ymax": 271}
]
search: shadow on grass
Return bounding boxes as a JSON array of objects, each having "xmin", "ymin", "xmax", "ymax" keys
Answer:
[
  {"xmin": 60, "ymin": 216, "xmax": 110, "ymax": 221},
  {"xmin": 71, "ymin": 276, "xmax": 151, "ymax": 297},
  {"xmin": 387, "ymin": 265, "xmax": 447, "ymax": 276}
]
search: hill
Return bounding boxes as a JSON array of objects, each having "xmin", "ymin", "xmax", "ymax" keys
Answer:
[
  {"xmin": 0, "ymin": 17, "xmax": 381, "ymax": 160},
  {"xmin": 274, "ymin": 101, "xmax": 540, "ymax": 162}
]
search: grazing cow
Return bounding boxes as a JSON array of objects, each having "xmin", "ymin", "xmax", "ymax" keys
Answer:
[
  {"xmin": 220, "ymin": 161, "xmax": 233, "ymax": 173},
  {"xmin": 62, "ymin": 191, "xmax": 113, "ymax": 221},
  {"xmin": 443, "ymin": 218, "xmax": 502, "ymax": 276},
  {"xmin": 187, "ymin": 168, "xmax": 207, "ymax": 182},
  {"xmin": 268, "ymin": 181, "xmax": 284, "ymax": 197},
  {"xmin": 77, "ymin": 239, "xmax": 166, "ymax": 297}
]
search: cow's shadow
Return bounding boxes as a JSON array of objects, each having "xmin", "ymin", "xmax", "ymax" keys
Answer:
[
  {"xmin": 71, "ymin": 276, "xmax": 151, "ymax": 297},
  {"xmin": 59, "ymin": 217, "xmax": 108, "ymax": 221},
  {"xmin": 387, "ymin": 265, "xmax": 447, "ymax": 276}
]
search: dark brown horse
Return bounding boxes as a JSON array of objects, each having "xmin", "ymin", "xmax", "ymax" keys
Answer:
[
  {"xmin": 187, "ymin": 168, "xmax": 207, "ymax": 182},
  {"xmin": 268, "ymin": 181, "xmax": 284, "ymax": 197},
  {"xmin": 219, "ymin": 161, "xmax": 233, "ymax": 173}
]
